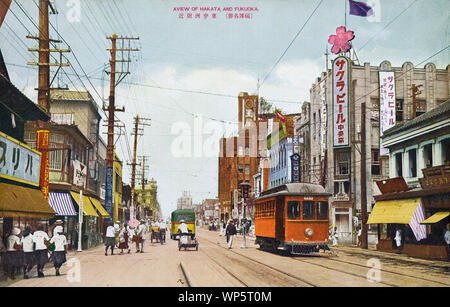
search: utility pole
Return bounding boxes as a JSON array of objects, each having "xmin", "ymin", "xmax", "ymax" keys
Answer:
[
  {"xmin": 128, "ymin": 116, "xmax": 150, "ymax": 221},
  {"xmin": 27, "ymin": 0, "xmax": 69, "ymax": 199},
  {"xmin": 104, "ymin": 34, "xmax": 139, "ymax": 223},
  {"xmin": 410, "ymin": 84, "xmax": 423, "ymax": 119},
  {"xmin": 360, "ymin": 102, "xmax": 368, "ymax": 249},
  {"xmin": 137, "ymin": 155, "xmax": 150, "ymax": 219}
]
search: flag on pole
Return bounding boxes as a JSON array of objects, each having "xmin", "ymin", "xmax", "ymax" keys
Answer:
[
  {"xmin": 349, "ymin": 0, "xmax": 373, "ymax": 17},
  {"xmin": 275, "ymin": 109, "xmax": 286, "ymax": 123},
  {"xmin": 409, "ymin": 201, "xmax": 427, "ymax": 241}
]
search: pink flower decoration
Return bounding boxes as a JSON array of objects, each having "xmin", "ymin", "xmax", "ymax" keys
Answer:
[{"xmin": 328, "ymin": 26, "xmax": 355, "ymax": 54}]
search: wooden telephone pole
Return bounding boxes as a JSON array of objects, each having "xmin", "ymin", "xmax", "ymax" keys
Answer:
[
  {"xmin": 128, "ymin": 116, "xmax": 151, "ymax": 220},
  {"xmin": 104, "ymin": 34, "xmax": 139, "ymax": 222},
  {"xmin": 360, "ymin": 102, "xmax": 368, "ymax": 249},
  {"xmin": 27, "ymin": 0, "xmax": 69, "ymax": 199}
]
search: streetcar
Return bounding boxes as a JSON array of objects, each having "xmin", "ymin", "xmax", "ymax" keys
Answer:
[
  {"xmin": 254, "ymin": 183, "xmax": 331, "ymax": 255},
  {"xmin": 170, "ymin": 209, "xmax": 196, "ymax": 240}
]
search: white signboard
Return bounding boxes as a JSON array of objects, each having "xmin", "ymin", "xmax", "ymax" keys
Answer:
[
  {"xmin": 320, "ymin": 81, "xmax": 327, "ymax": 157},
  {"xmin": 379, "ymin": 71, "xmax": 396, "ymax": 156},
  {"xmin": 0, "ymin": 132, "xmax": 41, "ymax": 186},
  {"xmin": 73, "ymin": 160, "xmax": 87, "ymax": 188},
  {"xmin": 333, "ymin": 56, "xmax": 349, "ymax": 147}
]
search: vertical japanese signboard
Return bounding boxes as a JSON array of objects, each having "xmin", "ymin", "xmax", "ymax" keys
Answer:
[
  {"xmin": 333, "ymin": 56, "xmax": 349, "ymax": 147},
  {"xmin": 37, "ymin": 130, "xmax": 50, "ymax": 199},
  {"xmin": 290, "ymin": 153, "xmax": 300, "ymax": 183},
  {"xmin": 105, "ymin": 166, "xmax": 113, "ymax": 222},
  {"xmin": 379, "ymin": 71, "xmax": 396, "ymax": 156},
  {"xmin": 0, "ymin": 131, "xmax": 41, "ymax": 186}
]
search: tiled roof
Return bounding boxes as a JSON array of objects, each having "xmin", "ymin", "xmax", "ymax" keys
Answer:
[
  {"xmin": 383, "ymin": 99, "xmax": 450, "ymax": 137},
  {"xmin": 50, "ymin": 90, "xmax": 92, "ymax": 101}
]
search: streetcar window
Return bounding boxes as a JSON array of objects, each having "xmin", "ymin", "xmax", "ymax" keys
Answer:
[
  {"xmin": 287, "ymin": 201, "xmax": 300, "ymax": 219},
  {"xmin": 302, "ymin": 202, "xmax": 315, "ymax": 220},
  {"xmin": 317, "ymin": 202, "xmax": 328, "ymax": 220}
]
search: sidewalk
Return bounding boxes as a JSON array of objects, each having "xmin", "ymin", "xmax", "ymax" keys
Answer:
[{"xmin": 330, "ymin": 245, "xmax": 450, "ymax": 269}]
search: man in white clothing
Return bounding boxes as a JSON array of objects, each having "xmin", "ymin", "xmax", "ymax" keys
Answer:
[
  {"xmin": 33, "ymin": 224, "xmax": 50, "ymax": 277},
  {"xmin": 135, "ymin": 220, "xmax": 147, "ymax": 253},
  {"xmin": 105, "ymin": 223, "xmax": 116, "ymax": 256}
]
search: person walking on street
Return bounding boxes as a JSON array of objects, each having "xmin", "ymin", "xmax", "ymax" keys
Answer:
[
  {"xmin": 118, "ymin": 224, "xmax": 131, "ymax": 254},
  {"xmin": 33, "ymin": 224, "xmax": 49, "ymax": 278},
  {"xmin": 5, "ymin": 228, "xmax": 23, "ymax": 279},
  {"xmin": 158, "ymin": 219, "xmax": 167, "ymax": 243},
  {"xmin": 226, "ymin": 220, "xmax": 237, "ymax": 249},
  {"xmin": 49, "ymin": 226, "xmax": 68, "ymax": 276},
  {"xmin": 135, "ymin": 220, "xmax": 147, "ymax": 253},
  {"xmin": 105, "ymin": 223, "xmax": 116, "ymax": 256},
  {"xmin": 21, "ymin": 226, "xmax": 35, "ymax": 279},
  {"xmin": 394, "ymin": 226, "xmax": 403, "ymax": 252}
]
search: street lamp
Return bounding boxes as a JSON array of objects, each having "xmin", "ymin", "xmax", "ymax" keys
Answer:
[{"xmin": 239, "ymin": 182, "xmax": 251, "ymax": 249}]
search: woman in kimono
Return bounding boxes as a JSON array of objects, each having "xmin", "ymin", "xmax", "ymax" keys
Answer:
[{"xmin": 118, "ymin": 224, "xmax": 131, "ymax": 254}]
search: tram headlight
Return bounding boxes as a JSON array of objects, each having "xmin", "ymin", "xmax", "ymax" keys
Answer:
[{"xmin": 304, "ymin": 228, "xmax": 314, "ymax": 237}]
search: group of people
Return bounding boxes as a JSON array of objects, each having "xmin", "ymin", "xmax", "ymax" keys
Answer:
[
  {"xmin": 104, "ymin": 219, "xmax": 168, "ymax": 256},
  {"xmin": 0, "ymin": 220, "xmax": 68, "ymax": 280}
]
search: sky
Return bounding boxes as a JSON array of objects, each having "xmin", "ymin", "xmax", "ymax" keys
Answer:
[{"xmin": 0, "ymin": 0, "xmax": 448, "ymax": 218}]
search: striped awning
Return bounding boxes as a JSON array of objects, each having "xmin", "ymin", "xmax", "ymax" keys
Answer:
[{"xmin": 49, "ymin": 192, "xmax": 77, "ymax": 216}]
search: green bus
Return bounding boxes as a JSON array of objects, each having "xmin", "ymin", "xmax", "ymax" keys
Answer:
[{"xmin": 171, "ymin": 209, "xmax": 195, "ymax": 240}]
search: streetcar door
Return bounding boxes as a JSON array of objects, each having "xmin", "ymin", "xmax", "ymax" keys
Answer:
[{"xmin": 275, "ymin": 196, "xmax": 285, "ymax": 241}]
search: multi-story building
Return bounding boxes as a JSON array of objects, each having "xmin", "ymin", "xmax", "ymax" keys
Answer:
[
  {"xmin": 369, "ymin": 99, "xmax": 450, "ymax": 260},
  {"xmin": 295, "ymin": 102, "xmax": 312, "ymax": 184},
  {"xmin": 202, "ymin": 198, "xmax": 219, "ymax": 222},
  {"xmin": 218, "ymin": 92, "xmax": 267, "ymax": 224},
  {"xmin": 135, "ymin": 179, "xmax": 158, "ymax": 219},
  {"xmin": 308, "ymin": 60, "xmax": 450, "ymax": 244},
  {"xmin": 177, "ymin": 190, "xmax": 193, "ymax": 210}
]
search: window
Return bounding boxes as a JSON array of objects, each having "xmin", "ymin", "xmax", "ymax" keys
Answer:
[
  {"xmin": 442, "ymin": 138, "xmax": 450, "ymax": 165},
  {"xmin": 371, "ymin": 149, "xmax": 380, "ymax": 175},
  {"xmin": 396, "ymin": 99, "xmax": 403, "ymax": 123},
  {"xmin": 49, "ymin": 143, "xmax": 63, "ymax": 170},
  {"xmin": 335, "ymin": 151, "xmax": 350, "ymax": 176},
  {"xmin": 423, "ymin": 144, "xmax": 433, "ymax": 168},
  {"xmin": 317, "ymin": 202, "xmax": 328, "ymax": 220},
  {"xmin": 408, "ymin": 149, "xmax": 417, "ymax": 177},
  {"xmin": 256, "ymin": 201, "xmax": 275, "ymax": 218},
  {"xmin": 313, "ymin": 113, "xmax": 316, "ymax": 140},
  {"xmin": 287, "ymin": 201, "xmax": 300, "ymax": 219},
  {"xmin": 415, "ymin": 100, "xmax": 426, "ymax": 117},
  {"xmin": 245, "ymin": 147, "xmax": 250, "ymax": 156},
  {"xmin": 245, "ymin": 165, "xmax": 250, "ymax": 174},
  {"xmin": 395, "ymin": 152, "xmax": 403, "ymax": 177},
  {"xmin": 238, "ymin": 164, "xmax": 244, "ymax": 173},
  {"xmin": 302, "ymin": 201, "xmax": 315, "ymax": 220}
]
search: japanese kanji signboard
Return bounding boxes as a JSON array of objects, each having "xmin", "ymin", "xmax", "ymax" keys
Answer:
[
  {"xmin": 37, "ymin": 130, "xmax": 50, "ymax": 199},
  {"xmin": 0, "ymin": 131, "xmax": 41, "ymax": 187},
  {"xmin": 379, "ymin": 71, "xmax": 396, "ymax": 156},
  {"xmin": 333, "ymin": 56, "xmax": 350, "ymax": 147}
]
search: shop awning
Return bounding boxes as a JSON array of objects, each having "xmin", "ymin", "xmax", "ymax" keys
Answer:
[
  {"xmin": 421, "ymin": 212, "xmax": 450, "ymax": 224},
  {"xmin": 69, "ymin": 191, "xmax": 99, "ymax": 217},
  {"xmin": 367, "ymin": 198, "xmax": 422, "ymax": 224},
  {"xmin": 0, "ymin": 182, "xmax": 56, "ymax": 219},
  {"xmin": 88, "ymin": 197, "xmax": 110, "ymax": 218},
  {"xmin": 49, "ymin": 192, "xmax": 77, "ymax": 216}
]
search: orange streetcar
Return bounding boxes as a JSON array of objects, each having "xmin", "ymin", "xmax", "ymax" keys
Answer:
[{"xmin": 254, "ymin": 183, "xmax": 331, "ymax": 255}]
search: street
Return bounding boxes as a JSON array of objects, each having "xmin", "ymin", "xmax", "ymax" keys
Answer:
[{"xmin": 7, "ymin": 228, "xmax": 450, "ymax": 287}]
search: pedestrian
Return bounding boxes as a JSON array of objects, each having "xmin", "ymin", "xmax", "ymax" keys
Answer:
[
  {"xmin": 394, "ymin": 227, "xmax": 402, "ymax": 249},
  {"xmin": 105, "ymin": 223, "xmax": 116, "ymax": 256},
  {"xmin": 332, "ymin": 226, "xmax": 339, "ymax": 246},
  {"xmin": 444, "ymin": 223, "xmax": 450, "ymax": 261},
  {"xmin": 357, "ymin": 227, "xmax": 362, "ymax": 247},
  {"xmin": 49, "ymin": 226, "xmax": 68, "ymax": 276},
  {"xmin": 5, "ymin": 227, "xmax": 23, "ymax": 279},
  {"xmin": 21, "ymin": 226, "xmax": 35, "ymax": 279},
  {"xmin": 226, "ymin": 220, "xmax": 237, "ymax": 249},
  {"xmin": 118, "ymin": 224, "xmax": 131, "ymax": 254},
  {"xmin": 135, "ymin": 219, "xmax": 147, "ymax": 253},
  {"xmin": 159, "ymin": 219, "xmax": 167, "ymax": 243},
  {"xmin": 51, "ymin": 219, "xmax": 64, "ymax": 237},
  {"xmin": 33, "ymin": 224, "xmax": 49, "ymax": 278}
]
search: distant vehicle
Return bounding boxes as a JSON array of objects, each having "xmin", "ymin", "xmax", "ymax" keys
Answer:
[
  {"xmin": 170, "ymin": 209, "xmax": 195, "ymax": 240},
  {"xmin": 254, "ymin": 183, "xmax": 331, "ymax": 255}
]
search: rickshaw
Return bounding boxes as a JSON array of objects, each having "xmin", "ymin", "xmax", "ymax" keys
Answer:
[
  {"xmin": 178, "ymin": 229, "xmax": 198, "ymax": 251},
  {"xmin": 171, "ymin": 209, "xmax": 196, "ymax": 240},
  {"xmin": 150, "ymin": 225, "xmax": 165, "ymax": 244}
]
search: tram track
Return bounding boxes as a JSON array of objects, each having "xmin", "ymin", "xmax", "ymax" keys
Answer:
[
  {"xmin": 306, "ymin": 256, "xmax": 450, "ymax": 286},
  {"xmin": 200, "ymin": 234, "xmax": 449, "ymax": 287},
  {"xmin": 200, "ymin": 236, "xmax": 319, "ymax": 287}
]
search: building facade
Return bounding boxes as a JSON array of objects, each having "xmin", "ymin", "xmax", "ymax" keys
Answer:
[{"xmin": 308, "ymin": 60, "xmax": 450, "ymax": 244}]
